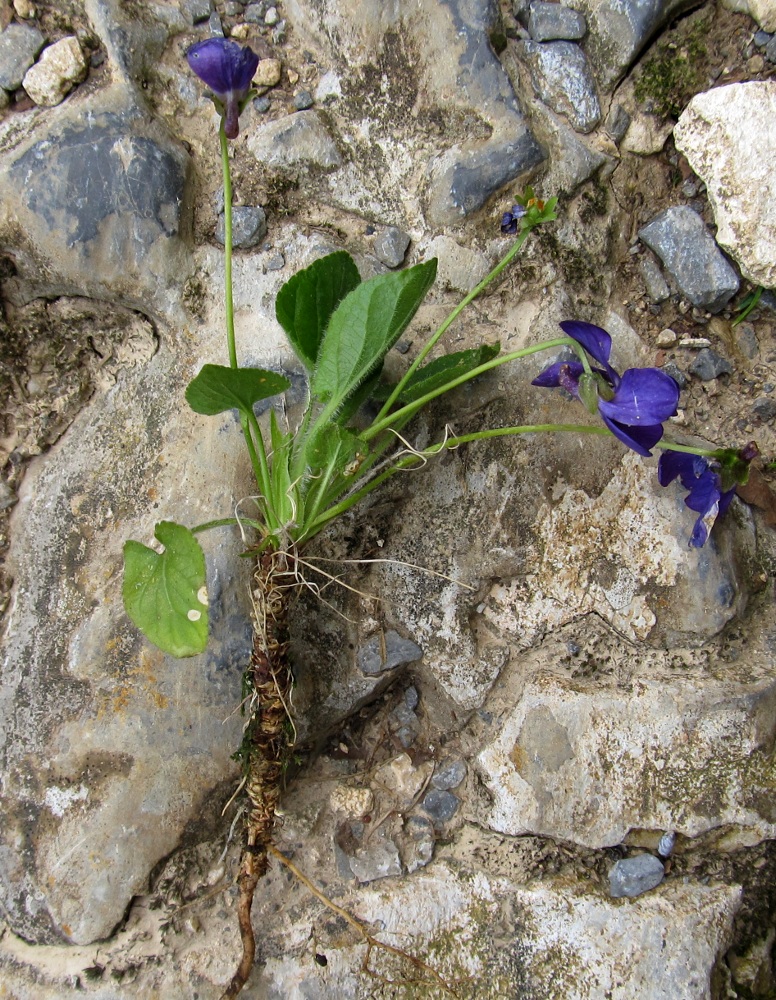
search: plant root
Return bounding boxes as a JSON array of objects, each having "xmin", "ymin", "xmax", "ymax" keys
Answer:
[
  {"xmin": 220, "ymin": 552, "xmax": 294, "ymax": 1000},
  {"xmin": 267, "ymin": 844, "xmax": 464, "ymax": 998}
]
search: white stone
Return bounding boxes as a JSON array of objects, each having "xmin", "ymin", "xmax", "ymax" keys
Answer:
[
  {"xmin": 478, "ymin": 672, "xmax": 776, "ymax": 848},
  {"xmin": 674, "ymin": 82, "xmax": 776, "ymax": 288},
  {"xmin": 22, "ymin": 37, "xmax": 87, "ymax": 108},
  {"xmin": 721, "ymin": 0, "xmax": 776, "ymax": 31},
  {"xmin": 621, "ymin": 114, "xmax": 675, "ymax": 155},
  {"xmin": 424, "ymin": 235, "xmax": 491, "ymax": 293},
  {"xmin": 254, "ymin": 57, "xmax": 282, "ymax": 88}
]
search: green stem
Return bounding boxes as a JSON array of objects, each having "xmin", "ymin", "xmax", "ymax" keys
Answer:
[
  {"xmin": 219, "ymin": 124, "xmax": 238, "ymax": 370},
  {"xmin": 731, "ymin": 286, "xmax": 762, "ymax": 328},
  {"xmin": 375, "ymin": 225, "xmax": 537, "ymax": 423},
  {"xmin": 299, "ymin": 421, "xmax": 610, "ymax": 542},
  {"xmin": 191, "ymin": 516, "xmax": 266, "ymax": 534},
  {"xmin": 362, "ymin": 336, "xmax": 574, "ymax": 443},
  {"xmin": 657, "ymin": 440, "xmax": 722, "ymax": 458}
]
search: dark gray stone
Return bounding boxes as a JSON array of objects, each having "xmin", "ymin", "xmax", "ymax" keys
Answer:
[
  {"xmin": 752, "ymin": 397, "xmax": 776, "ymax": 422},
  {"xmin": 265, "ymin": 251, "xmax": 285, "ymax": 270},
  {"xmin": 182, "ymin": 0, "xmax": 212, "ymax": 23},
  {"xmin": 404, "ymin": 685, "xmax": 419, "ymax": 710},
  {"xmin": 3, "ymin": 109, "xmax": 192, "ymax": 321},
  {"xmin": 661, "ymin": 361, "xmax": 687, "ymax": 390},
  {"xmin": 688, "ymin": 349, "xmax": 733, "ymax": 381},
  {"xmin": 609, "ymin": 854, "xmax": 665, "ymax": 898},
  {"xmin": 421, "ymin": 788, "xmax": 460, "ymax": 825},
  {"xmin": 574, "ymin": 0, "xmax": 699, "ymax": 89},
  {"xmin": 357, "ymin": 630, "xmax": 423, "ymax": 675},
  {"xmin": 605, "ymin": 103, "xmax": 631, "ymax": 144},
  {"xmin": 519, "ymin": 40, "xmax": 601, "ymax": 133},
  {"xmin": 429, "ymin": 131, "xmax": 546, "ymax": 225},
  {"xmin": 431, "ymin": 759, "xmax": 466, "ymax": 790},
  {"xmin": 638, "ymin": 207, "xmax": 739, "ymax": 313},
  {"xmin": 374, "ymin": 226, "xmax": 411, "ymax": 269},
  {"xmin": 207, "ymin": 10, "xmax": 224, "ymax": 35},
  {"xmin": 292, "ymin": 90, "xmax": 314, "ymax": 111},
  {"xmin": 527, "ymin": 2, "xmax": 586, "ymax": 41},
  {"xmin": 0, "ymin": 22, "xmax": 45, "ymax": 91},
  {"xmin": 215, "ymin": 205, "xmax": 268, "ymax": 248},
  {"xmin": 754, "ymin": 30, "xmax": 772, "ymax": 47},
  {"xmin": 766, "ymin": 35, "xmax": 776, "ymax": 63}
]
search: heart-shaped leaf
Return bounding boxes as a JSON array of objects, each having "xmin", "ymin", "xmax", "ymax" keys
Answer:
[
  {"xmin": 123, "ymin": 521, "xmax": 209, "ymax": 657},
  {"xmin": 275, "ymin": 251, "xmax": 362, "ymax": 371},
  {"xmin": 185, "ymin": 365, "xmax": 290, "ymax": 417}
]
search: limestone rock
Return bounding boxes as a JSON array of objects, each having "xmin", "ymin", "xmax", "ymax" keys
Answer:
[
  {"xmin": 722, "ymin": 0, "xmax": 776, "ymax": 31},
  {"xmin": 246, "ymin": 110, "xmax": 342, "ymax": 173},
  {"xmin": 477, "ymin": 669, "xmax": 776, "ymax": 848},
  {"xmin": 424, "ymin": 235, "xmax": 491, "ymax": 293},
  {"xmin": 0, "ymin": 88, "xmax": 193, "ymax": 324},
  {"xmin": 526, "ymin": 1, "xmax": 587, "ymax": 41},
  {"xmin": 22, "ymin": 36, "xmax": 88, "ymax": 107},
  {"xmin": 673, "ymin": 82, "xmax": 776, "ymax": 289},
  {"xmin": 638, "ymin": 206, "xmax": 740, "ymax": 312},
  {"xmin": 569, "ymin": 0, "xmax": 699, "ymax": 88}
]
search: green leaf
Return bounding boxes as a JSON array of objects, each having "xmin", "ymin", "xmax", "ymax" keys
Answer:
[
  {"xmin": 268, "ymin": 410, "xmax": 295, "ymax": 526},
  {"xmin": 123, "ymin": 521, "xmax": 209, "ymax": 657},
  {"xmin": 306, "ymin": 424, "xmax": 363, "ymax": 473},
  {"xmin": 379, "ymin": 343, "xmax": 501, "ymax": 404},
  {"xmin": 312, "ymin": 258, "xmax": 437, "ymax": 412},
  {"xmin": 185, "ymin": 365, "xmax": 290, "ymax": 417},
  {"xmin": 275, "ymin": 251, "xmax": 362, "ymax": 371}
]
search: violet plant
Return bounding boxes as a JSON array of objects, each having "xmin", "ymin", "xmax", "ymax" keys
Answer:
[{"xmin": 121, "ymin": 39, "xmax": 757, "ymax": 998}]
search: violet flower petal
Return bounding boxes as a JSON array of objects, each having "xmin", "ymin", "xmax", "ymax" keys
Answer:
[
  {"xmin": 600, "ymin": 415, "xmax": 665, "ymax": 457},
  {"xmin": 559, "ymin": 321, "xmax": 616, "ymax": 379},
  {"xmin": 531, "ymin": 360, "xmax": 585, "ymax": 389},
  {"xmin": 187, "ymin": 39, "xmax": 259, "ymax": 138},
  {"xmin": 598, "ymin": 368, "xmax": 679, "ymax": 426}
]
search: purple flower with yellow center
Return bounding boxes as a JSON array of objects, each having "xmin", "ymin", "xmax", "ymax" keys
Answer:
[
  {"xmin": 657, "ymin": 452, "xmax": 736, "ymax": 547},
  {"xmin": 532, "ymin": 320, "xmax": 680, "ymax": 456},
  {"xmin": 187, "ymin": 39, "xmax": 259, "ymax": 139}
]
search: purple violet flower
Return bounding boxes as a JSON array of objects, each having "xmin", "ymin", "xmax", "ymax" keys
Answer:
[
  {"xmin": 500, "ymin": 204, "xmax": 527, "ymax": 235},
  {"xmin": 187, "ymin": 39, "xmax": 259, "ymax": 139},
  {"xmin": 657, "ymin": 452, "xmax": 736, "ymax": 547},
  {"xmin": 532, "ymin": 320, "xmax": 680, "ymax": 457}
]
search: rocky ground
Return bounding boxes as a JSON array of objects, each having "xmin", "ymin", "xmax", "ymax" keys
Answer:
[{"xmin": 1, "ymin": 0, "xmax": 776, "ymax": 997}]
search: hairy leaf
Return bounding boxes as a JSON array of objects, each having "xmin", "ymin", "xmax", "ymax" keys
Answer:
[
  {"xmin": 312, "ymin": 259, "xmax": 437, "ymax": 412},
  {"xmin": 379, "ymin": 343, "xmax": 501, "ymax": 404},
  {"xmin": 275, "ymin": 251, "xmax": 362, "ymax": 371},
  {"xmin": 185, "ymin": 364, "xmax": 290, "ymax": 416},
  {"xmin": 123, "ymin": 521, "xmax": 208, "ymax": 657}
]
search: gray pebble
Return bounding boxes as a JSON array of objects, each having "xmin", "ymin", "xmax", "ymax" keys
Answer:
[
  {"xmin": 394, "ymin": 727, "xmax": 417, "ymax": 748},
  {"xmin": 657, "ymin": 831, "xmax": 676, "ymax": 859},
  {"xmin": 766, "ymin": 35, "xmax": 776, "ymax": 63},
  {"xmin": 207, "ymin": 11, "xmax": 224, "ymax": 36},
  {"xmin": 520, "ymin": 39, "xmax": 600, "ymax": 133},
  {"xmin": 182, "ymin": 0, "xmax": 213, "ymax": 24},
  {"xmin": 754, "ymin": 30, "xmax": 772, "ymax": 47},
  {"xmin": 350, "ymin": 833, "xmax": 402, "ymax": 883},
  {"xmin": 638, "ymin": 255, "xmax": 670, "ymax": 304},
  {"xmin": 265, "ymin": 5, "xmax": 279, "ymax": 25},
  {"xmin": 253, "ymin": 95, "xmax": 271, "ymax": 113},
  {"xmin": 0, "ymin": 480, "xmax": 18, "ymax": 511},
  {"xmin": 215, "ymin": 205, "xmax": 268, "ymax": 248},
  {"xmin": 763, "ymin": 382, "xmax": 774, "ymax": 393},
  {"xmin": 374, "ymin": 226, "xmax": 411, "ymax": 269},
  {"xmin": 421, "ymin": 789, "xmax": 460, "ymax": 825},
  {"xmin": 224, "ymin": 1, "xmax": 244, "ymax": 14},
  {"xmin": 609, "ymin": 854, "xmax": 665, "ymax": 898},
  {"xmin": 735, "ymin": 322, "xmax": 759, "ymax": 359},
  {"xmin": 688, "ymin": 348, "xmax": 733, "ymax": 381},
  {"xmin": 245, "ymin": 4, "xmax": 265, "ymax": 23},
  {"xmin": 605, "ymin": 103, "xmax": 631, "ymax": 144},
  {"xmin": 527, "ymin": 1, "xmax": 586, "ymax": 41},
  {"xmin": 271, "ymin": 21, "xmax": 287, "ymax": 44},
  {"xmin": 395, "ymin": 339, "xmax": 411, "ymax": 355},
  {"xmin": 431, "ymin": 759, "xmax": 466, "ymax": 790},
  {"xmin": 752, "ymin": 397, "xmax": 776, "ymax": 422},
  {"xmin": 661, "ymin": 361, "xmax": 687, "ymax": 390},
  {"xmin": 292, "ymin": 90, "xmax": 313, "ymax": 111},
  {"xmin": 404, "ymin": 815, "xmax": 435, "ymax": 873},
  {"xmin": 265, "ymin": 251, "xmax": 285, "ymax": 271},
  {"xmin": 357, "ymin": 630, "xmax": 423, "ymax": 676},
  {"xmin": 404, "ymin": 685, "xmax": 419, "ymax": 710},
  {"xmin": 0, "ymin": 22, "xmax": 45, "ymax": 91},
  {"xmin": 391, "ymin": 703, "xmax": 418, "ymax": 729}
]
